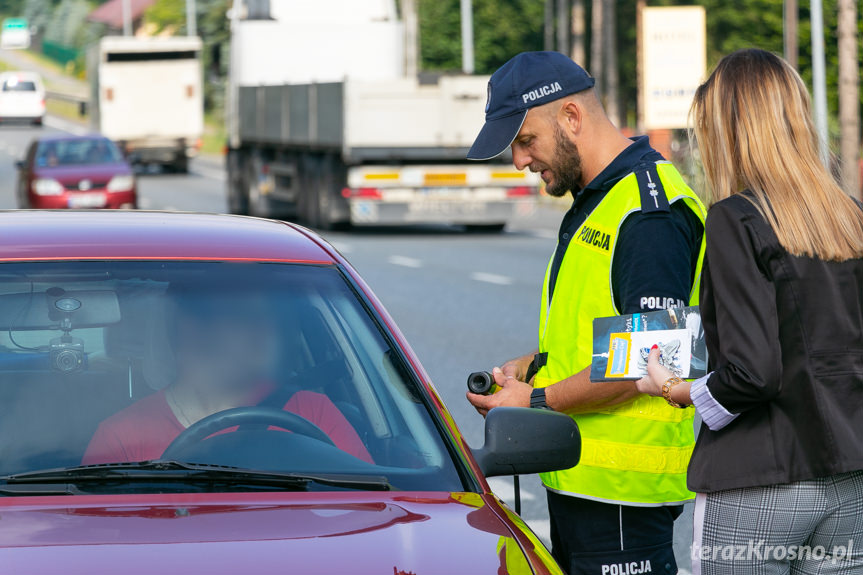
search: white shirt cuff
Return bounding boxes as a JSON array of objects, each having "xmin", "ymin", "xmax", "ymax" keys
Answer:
[{"xmin": 690, "ymin": 373, "xmax": 739, "ymax": 431}]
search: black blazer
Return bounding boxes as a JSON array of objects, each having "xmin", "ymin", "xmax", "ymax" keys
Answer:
[{"xmin": 687, "ymin": 193, "xmax": 863, "ymax": 493}]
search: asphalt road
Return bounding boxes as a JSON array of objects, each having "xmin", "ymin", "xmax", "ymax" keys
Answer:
[{"xmin": 0, "ymin": 118, "xmax": 695, "ymax": 573}]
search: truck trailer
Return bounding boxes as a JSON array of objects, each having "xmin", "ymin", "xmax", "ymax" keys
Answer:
[
  {"xmin": 226, "ymin": 0, "xmax": 538, "ymax": 230},
  {"xmin": 89, "ymin": 37, "xmax": 204, "ymax": 172}
]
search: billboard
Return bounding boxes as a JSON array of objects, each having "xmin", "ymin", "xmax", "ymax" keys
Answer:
[{"xmin": 641, "ymin": 6, "xmax": 706, "ymax": 130}]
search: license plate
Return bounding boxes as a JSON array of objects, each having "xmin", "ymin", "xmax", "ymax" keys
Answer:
[
  {"xmin": 68, "ymin": 193, "xmax": 107, "ymax": 209},
  {"xmin": 408, "ymin": 200, "xmax": 487, "ymax": 215},
  {"xmin": 417, "ymin": 187, "xmax": 469, "ymax": 199},
  {"xmin": 351, "ymin": 200, "xmax": 379, "ymax": 223}
]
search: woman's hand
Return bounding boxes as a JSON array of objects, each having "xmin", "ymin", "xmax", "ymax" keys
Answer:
[{"xmin": 635, "ymin": 345, "xmax": 675, "ymax": 397}]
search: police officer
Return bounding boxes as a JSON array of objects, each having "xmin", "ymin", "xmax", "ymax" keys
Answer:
[{"xmin": 466, "ymin": 52, "xmax": 706, "ymax": 575}]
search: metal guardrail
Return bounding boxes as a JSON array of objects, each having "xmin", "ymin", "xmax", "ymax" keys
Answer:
[{"xmin": 45, "ymin": 90, "xmax": 88, "ymax": 117}]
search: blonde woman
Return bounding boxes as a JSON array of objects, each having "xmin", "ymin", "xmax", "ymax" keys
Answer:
[{"xmin": 637, "ymin": 48, "xmax": 863, "ymax": 574}]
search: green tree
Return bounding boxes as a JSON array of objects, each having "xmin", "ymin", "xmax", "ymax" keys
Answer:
[
  {"xmin": 145, "ymin": 0, "xmax": 231, "ymax": 111},
  {"xmin": 418, "ymin": 0, "xmax": 544, "ymax": 74},
  {"xmin": 0, "ymin": 0, "xmax": 27, "ymax": 19},
  {"xmin": 417, "ymin": 0, "xmax": 862, "ymax": 139}
]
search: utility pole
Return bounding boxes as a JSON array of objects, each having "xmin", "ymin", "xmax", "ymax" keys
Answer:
[
  {"xmin": 571, "ymin": 0, "xmax": 585, "ymax": 64},
  {"xmin": 186, "ymin": 0, "xmax": 197, "ymax": 36},
  {"xmin": 403, "ymin": 0, "xmax": 418, "ymax": 77},
  {"xmin": 590, "ymin": 0, "xmax": 603, "ymax": 94},
  {"xmin": 121, "ymin": 0, "xmax": 132, "ymax": 36},
  {"xmin": 557, "ymin": 0, "xmax": 570, "ymax": 55},
  {"xmin": 636, "ymin": 0, "xmax": 645, "ymax": 132},
  {"xmin": 783, "ymin": 0, "xmax": 798, "ymax": 69},
  {"xmin": 460, "ymin": 0, "xmax": 474, "ymax": 74},
  {"xmin": 544, "ymin": 0, "xmax": 554, "ymax": 52},
  {"xmin": 603, "ymin": 0, "xmax": 619, "ymax": 126},
  {"xmin": 810, "ymin": 0, "xmax": 829, "ymax": 166},
  {"xmin": 838, "ymin": 0, "xmax": 860, "ymax": 198}
]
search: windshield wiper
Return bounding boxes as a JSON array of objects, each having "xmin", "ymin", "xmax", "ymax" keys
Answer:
[
  {"xmin": 0, "ymin": 483, "xmax": 88, "ymax": 496},
  {"xmin": 0, "ymin": 460, "xmax": 393, "ymax": 493}
]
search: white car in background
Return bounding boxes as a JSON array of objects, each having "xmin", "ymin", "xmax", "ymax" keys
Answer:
[{"xmin": 0, "ymin": 71, "xmax": 45, "ymax": 125}]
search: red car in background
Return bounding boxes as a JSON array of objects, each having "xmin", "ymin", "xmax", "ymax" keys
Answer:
[
  {"xmin": 0, "ymin": 211, "xmax": 579, "ymax": 574},
  {"xmin": 15, "ymin": 135, "xmax": 137, "ymax": 209}
]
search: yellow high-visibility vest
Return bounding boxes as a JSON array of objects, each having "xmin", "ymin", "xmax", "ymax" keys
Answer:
[{"xmin": 536, "ymin": 161, "xmax": 706, "ymax": 505}]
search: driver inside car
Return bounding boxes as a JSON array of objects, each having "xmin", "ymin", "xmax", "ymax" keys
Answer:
[{"xmin": 83, "ymin": 288, "xmax": 373, "ymax": 465}]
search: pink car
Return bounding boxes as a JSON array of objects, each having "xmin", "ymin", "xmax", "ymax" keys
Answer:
[{"xmin": 0, "ymin": 211, "xmax": 579, "ymax": 574}]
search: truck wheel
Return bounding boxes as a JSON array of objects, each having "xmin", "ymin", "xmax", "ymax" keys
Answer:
[
  {"xmin": 172, "ymin": 155, "xmax": 189, "ymax": 174},
  {"xmin": 299, "ymin": 154, "xmax": 329, "ymax": 230},
  {"xmin": 227, "ymin": 152, "xmax": 249, "ymax": 215},
  {"xmin": 305, "ymin": 154, "xmax": 351, "ymax": 231},
  {"xmin": 310, "ymin": 177, "xmax": 333, "ymax": 230},
  {"xmin": 320, "ymin": 155, "xmax": 350, "ymax": 231},
  {"xmin": 247, "ymin": 158, "xmax": 274, "ymax": 218}
]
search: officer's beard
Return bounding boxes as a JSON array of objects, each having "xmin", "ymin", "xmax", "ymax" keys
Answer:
[{"xmin": 543, "ymin": 126, "xmax": 584, "ymax": 198}]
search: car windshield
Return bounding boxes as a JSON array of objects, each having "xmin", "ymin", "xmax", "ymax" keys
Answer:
[
  {"xmin": 2, "ymin": 79, "xmax": 36, "ymax": 92},
  {"xmin": 35, "ymin": 139, "xmax": 124, "ymax": 167},
  {"xmin": 0, "ymin": 261, "xmax": 464, "ymax": 493}
]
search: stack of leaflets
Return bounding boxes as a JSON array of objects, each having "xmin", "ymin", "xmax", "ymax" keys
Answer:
[{"xmin": 590, "ymin": 306, "xmax": 707, "ymax": 382}]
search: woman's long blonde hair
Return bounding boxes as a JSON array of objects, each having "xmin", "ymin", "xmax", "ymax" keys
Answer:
[{"xmin": 691, "ymin": 48, "xmax": 863, "ymax": 261}]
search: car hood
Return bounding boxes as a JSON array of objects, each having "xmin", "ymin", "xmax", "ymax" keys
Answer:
[
  {"xmin": 0, "ymin": 491, "xmax": 546, "ymax": 574},
  {"xmin": 33, "ymin": 164, "xmax": 131, "ymax": 182}
]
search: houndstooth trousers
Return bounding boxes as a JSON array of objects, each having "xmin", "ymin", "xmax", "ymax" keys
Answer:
[{"xmin": 692, "ymin": 470, "xmax": 863, "ymax": 575}]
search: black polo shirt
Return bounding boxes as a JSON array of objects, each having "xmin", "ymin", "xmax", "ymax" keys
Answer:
[{"xmin": 547, "ymin": 136, "xmax": 703, "ymax": 315}]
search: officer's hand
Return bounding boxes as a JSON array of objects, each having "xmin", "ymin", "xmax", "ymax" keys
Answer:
[
  {"xmin": 635, "ymin": 346, "xmax": 674, "ymax": 397},
  {"xmin": 500, "ymin": 360, "xmax": 524, "ymax": 382},
  {"xmin": 466, "ymin": 367, "xmax": 532, "ymax": 417}
]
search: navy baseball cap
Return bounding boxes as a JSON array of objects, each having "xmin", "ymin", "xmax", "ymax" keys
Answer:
[{"xmin": 467, "ymin": 51, "xmax": 595, "ymax": 161}]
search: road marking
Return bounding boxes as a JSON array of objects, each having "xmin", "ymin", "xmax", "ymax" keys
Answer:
[
  {"xmin": 43, "ymin": 115, "xmax": 88, "ymax": 136},
  {"xmin": 387, "ymin": 255, "xmax": 422, "ymax": 268},
  {"xmin": 471, "ymin": 272, "xmax": 513, "ymax": 285}
]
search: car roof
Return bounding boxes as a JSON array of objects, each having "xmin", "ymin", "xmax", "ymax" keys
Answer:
[{"xmin": 0, "ymin": 211, "xmax": 338, "ymax": 264}]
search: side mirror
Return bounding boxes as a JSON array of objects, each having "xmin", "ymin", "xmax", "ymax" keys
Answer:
[
  {"xmin": 14, "ymin": 160, "xmax": 25, "ymax": 170},
  {"xmin": 472, "ymin": 407, "xmax": 580, "ymax": 478},
  {"xmin": 78, "ymin": 101, "xmax": 87, "ymax": 118}
]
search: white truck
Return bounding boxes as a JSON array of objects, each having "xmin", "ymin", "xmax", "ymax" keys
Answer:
[
  {"xmin": 88, "ymin": 37, "xmax": 203, "ymax": 172},
  {"xmin": 226, "ymin": 0, "xmax": 538, "ymax": 230}
]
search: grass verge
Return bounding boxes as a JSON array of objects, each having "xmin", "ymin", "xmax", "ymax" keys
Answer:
[
  {"xmin": 45, "ymin": 98, "xmax": 89, "ymax": 125},
  {"xmin": 201, "ymin": 111, "xmax": 226, "ymax": 157}
]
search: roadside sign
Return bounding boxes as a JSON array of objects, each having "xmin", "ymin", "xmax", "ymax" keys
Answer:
[
  {"xmin": 640, "ymin": 6, "xmax": 706, "ymax": 130},
  {"xmin": 1, "ymin": 18, "xmax": 31, "ymax": 50}
]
